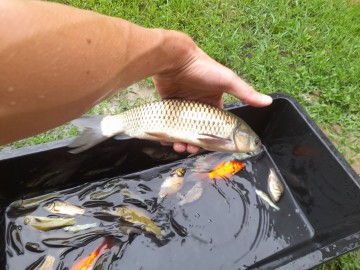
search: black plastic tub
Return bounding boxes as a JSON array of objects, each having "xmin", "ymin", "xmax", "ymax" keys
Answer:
[{"xmin": 1, "ymin": 93, "xmax": 359, "ymax": 270}]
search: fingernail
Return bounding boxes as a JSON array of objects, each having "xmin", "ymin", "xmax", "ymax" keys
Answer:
[{"xmin": 262, "ymin": 94, "xmax": 273, "ymax": 105}]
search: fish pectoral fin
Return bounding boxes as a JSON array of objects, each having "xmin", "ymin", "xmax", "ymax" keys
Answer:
[
  {"xmin": 114, "ymin": 134, "xmax": 132, "ymax": 140},
  {"xmin": 197, "ymin": 134, "xmax": 232, "ymax": 145},
  {"xmin": 145, "ymin": 132, "xmax": 174, "ymax": 141}
]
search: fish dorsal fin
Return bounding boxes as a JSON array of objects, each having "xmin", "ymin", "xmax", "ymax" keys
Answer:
[{"xmin": 197, "ymin": 134, "xmax": 232, "ymax": 145}]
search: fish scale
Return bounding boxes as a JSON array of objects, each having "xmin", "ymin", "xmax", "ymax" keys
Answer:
[
  {"xmin": 121, "ymin": 100, "xmax": 237, "ymax": 139},
  {"xmin": 69, "ymin": 99, "xmax": 261, "ymax": 154}
]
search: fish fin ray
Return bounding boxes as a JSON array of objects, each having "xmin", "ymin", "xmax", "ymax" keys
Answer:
[
  {"xmin": 69, "ymin": 115, "xmax": 124, "ymax": 154},
  {"xmin": 197, "ymin": 134, "xmax": 232, "ymax": 145}
]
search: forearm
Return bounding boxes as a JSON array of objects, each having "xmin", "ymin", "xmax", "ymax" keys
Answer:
[{"xmin": 0, "ymin": 0, "xmax": 196, "ymax": 144}]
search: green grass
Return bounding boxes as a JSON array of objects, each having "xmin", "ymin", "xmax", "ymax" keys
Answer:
[{"xmin": 2, "ymin": 0, "xmax": 360, "ymax": 268}]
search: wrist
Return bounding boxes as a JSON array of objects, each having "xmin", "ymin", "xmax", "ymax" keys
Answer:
[{"xmin": 156, "ymin": 29, "xmax": 198, "ymax": 75}]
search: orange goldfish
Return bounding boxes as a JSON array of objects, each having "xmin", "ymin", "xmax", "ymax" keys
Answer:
[
  {"xmin": 208, "ymin": 160, "xmax": 245, "ymax": 180},
  {"xmin": 70, "ymin": 238, "xmax": 111, "ymax": 270}
]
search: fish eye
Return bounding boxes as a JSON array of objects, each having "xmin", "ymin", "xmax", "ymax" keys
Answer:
[{"xmin": 254, "ymin": 138, "xmax": 261, "ymax": 146}]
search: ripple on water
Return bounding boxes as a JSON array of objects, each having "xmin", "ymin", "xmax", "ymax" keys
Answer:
[{"xmin": 5, "ymin": 146, "xmax": 314, "ymax": 270}]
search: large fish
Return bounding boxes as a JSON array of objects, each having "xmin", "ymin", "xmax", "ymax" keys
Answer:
[{"xmin": 69, "ymin": 99, "xmax": 261, "ymax": 154}]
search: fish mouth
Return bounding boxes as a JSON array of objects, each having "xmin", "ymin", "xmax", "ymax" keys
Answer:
[{"xmin": 232, "ymin": 146, "xmax": 265, "ymax": 161}]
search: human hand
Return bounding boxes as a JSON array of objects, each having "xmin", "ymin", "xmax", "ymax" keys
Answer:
[{"xmin": 153, "ymin": 45, "xmax": 272, "ymax": 153}]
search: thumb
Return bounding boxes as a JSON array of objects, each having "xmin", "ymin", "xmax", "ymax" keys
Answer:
[{"xmin": 225, "ymin": 72, "xmax": 273, "ymax": 107}]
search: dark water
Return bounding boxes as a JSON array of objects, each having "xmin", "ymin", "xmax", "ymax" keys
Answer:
[{"xmin": 5, "ymin": 147, "xmax": 314, "ymax": 270}]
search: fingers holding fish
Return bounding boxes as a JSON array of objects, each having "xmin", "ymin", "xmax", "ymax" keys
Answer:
[{"xmin": 172, "ymin": 142, "xmax": 200, "ymax": 154}]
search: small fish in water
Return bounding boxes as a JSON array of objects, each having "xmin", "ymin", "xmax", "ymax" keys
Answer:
[
  {"xmin": 70, "ymin": 238, "xmax": 111, "ymax": 270},
  {"xmin": 63, "ymin": 222, "xmax": 98, "ymax": 233},
  {"xmin": 43, "ymin": 201, "xmax": 85, "ymax": 216},
  {"xmin": 208, "ymin": 160, "xmax": 245, "ymax": 180},
  {"xmin": 192, "ymin": 154, "xmax": 245, "ymax": 180},
  {"xmin": 25, "ymin": 242, "xmax": 45, "ymax": 253},
  {"xmin": 104, "ymin": 206, "xmax": 163, "ymax": 238},
  {"xmin": 69, "ymin": 99, "xmax": 261, "ymax": 154},
  {"xmin": 29, "ymin": 255, "xmax": 55, "ymax": 270},
  {"xmin": 24, "ymin": 216, "xmax": 76, "ymax": 231},
  {"xmin": 178, "ymin": 182, "xmax": 204, "ymax": 206},
  {"xmin": 90, "ymin": 186, "xmax": 122, "ymax": 200},
  {"xmin": 8, "ymin": 193, "xmax": 61, "ymax": 212},
  {"xmin": 267, "ymin": 168, "xmax": 284, "ymax": 202},
  {"xmin": 159, "ymin": 167, "xmax": 186, "ymax": 198},
  {"xmin": 37, "ymin": 255, "xmax": 55, "ymax": 270},
  {"xmin": 255, "ymin": 189, "xmax": 280, "ymax": 211}
]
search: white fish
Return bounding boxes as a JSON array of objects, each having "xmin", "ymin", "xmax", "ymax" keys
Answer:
[
  {"xmin": 178, "ymin": 182, "xmax": 204, "ymax": 206},
  {"xmin": 255, "ymin": 189, "xmax": 280, "ymax": 211},
  {"xmin": 159, "ymin": 168, "xmax": 186, "ymax": 198},
  {"xmin": 267, "ymin": 168, "xmax": 284, "ymax": 202},
  {"xmin": 69, "ymin": 99, "xmax": 261, "ymax": 154},
  {"xmin": 43, "ymin": 201, "xmax": 85, "ymax": 216},
  {"xmin": 63, "ymin": 222, "xmax": 98, "ymax": 233},
  {"xmin": 37, "ymin": 255, "xmax": 55, "ymax": 270},
  {"xmin": 24, "ymin": 216, "xmax": 76, "ymax": 231}
]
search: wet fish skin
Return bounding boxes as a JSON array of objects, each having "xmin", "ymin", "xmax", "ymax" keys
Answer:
[
  {"xmin": 255, "ymin": 189, "xmax": 280, "ymax": 211},
  {"xmin": 43, "ymin": 201, "xmax": 85, "ymax": 216},
  {"xmin": 178, "ymin": 182, "xmax": 204, "ymax": 206},
  {"xmin": 159, "ymin": 167, "xmax": 186, "ymax": 198},
  {"xmin": 8, "ymin": 193, "xmax": 61, "ymax": 211},
  {"xmin": 267, "ymin": 168, "xmax": 284, "ymax": 202},
  {"xmin": 69, "ymin": 99, "xmax": 261, "ymax": 154},
  {"xmin": 104, "ymin": 206, "xmax": 162, "ymax": 238},
  {"xmin": 36, "ymin": 255, "xmax": 55, "ymax": 270},
  {"xmin": 24, "ymin": 216, "xmax": 76, "ymax": 231},
  {"xmin": 89, "ymin": 186, "xmax": 122, "ymax": 200},
  {"xmin": 208, "ymin": 160, "xmax": 245, "ymax": 180},
  {"xmin": 63, "ymin": 223, "xmax": 98, "ymax": 233},
  {"xmin": 25, "ymin": 242, "xmax": 45, "ymax": 253}
]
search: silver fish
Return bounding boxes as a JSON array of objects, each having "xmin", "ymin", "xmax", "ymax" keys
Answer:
[
  {"xmin": 63, "ymin": 222, "xmax": 98, "ymax": 233},
  {"xmin": 103, "ymin": 206, "xmax": 163, "ymax": 238},
  {"xmin": 255, "ymin": 189, "xmax": 280, "ymax": 211},
  {"xmin": 267, "ymin": 168, "xmax": 284, "ymax": 202},
  {"xmin": 36, "ymin": 255, "xmax": 55, "ymax": 270},
  {"xmin": 8, "ymin": 192, "xmax": 61, "ymax": 211},
  {"xmin": 90, "ymin": 186, "xmax": 122, "ymax": 200},
  {"xmin": 178, "ymin": 182, "xmax": 204, "ymax": 206},
  {"xmin": 24, "ymin": 216, "xmax": 76, "ymax": 231},
  {"xmin": 43, "ymin": 201, "xmax": 85, "ymax": 216},
  {"xmin": 159, "ymin": 167, "xmax": 186, "ymax": 198},
  {"xmin": 69, "ymin": 99, "xmax": 261, "ymax": 154}
]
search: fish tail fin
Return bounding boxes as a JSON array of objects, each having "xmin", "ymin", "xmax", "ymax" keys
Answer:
[{"xmin": 69, "ymin": 115, "xmax": 124, "ymax": 154}]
